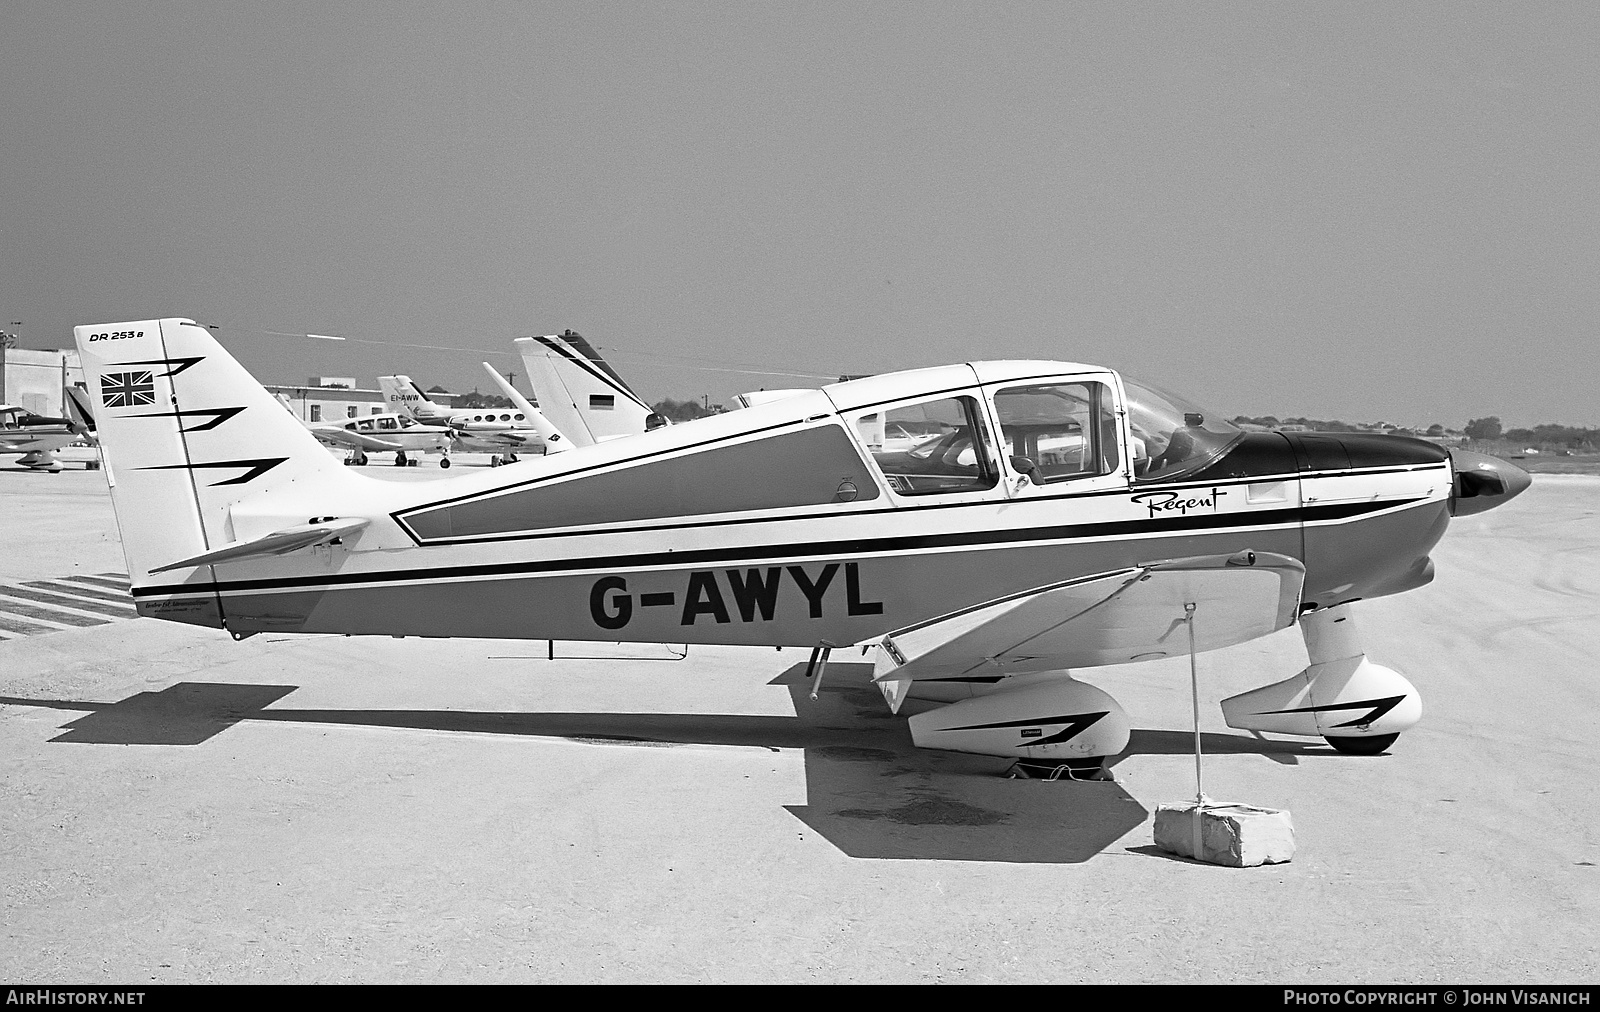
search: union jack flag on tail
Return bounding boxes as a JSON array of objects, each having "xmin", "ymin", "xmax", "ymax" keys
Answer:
[{"xmin": 100, "ymin": 370, "xmax": 155, "ymax": 408}]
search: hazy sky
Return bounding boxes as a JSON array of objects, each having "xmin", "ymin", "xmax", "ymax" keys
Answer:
[{"xmin": 4, "ymin": 2, "xmax": 1596, "ymax": 426}]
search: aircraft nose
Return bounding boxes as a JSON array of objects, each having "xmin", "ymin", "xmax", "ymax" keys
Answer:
[{"xmin": 1448, "ymin": 449, "xmax": 1532, "ymax": 516}]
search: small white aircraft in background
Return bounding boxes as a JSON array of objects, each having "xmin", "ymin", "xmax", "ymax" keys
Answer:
[
  {"xmin": 0, "ymin": 401, "xmax": 91, "ymax": 471},
  {"xmin": 75, "ymin": 318, "xmax": 1531, "ymax": 780},
  {"xmin": 516, "ymin": 330, "xmax": 667, "ymax": 446},
  {"xmin": 308, "ymin": 411, "xmax": 454, "ymax": 468},
  {"xmin": 377, "ymin": 372, "xmax": 566, "ymax": 466}
]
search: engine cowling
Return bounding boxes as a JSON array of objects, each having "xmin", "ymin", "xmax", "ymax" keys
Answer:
[{"xmin": 907, "ymin": 672, "xmax": 1131, "ymax": 765}]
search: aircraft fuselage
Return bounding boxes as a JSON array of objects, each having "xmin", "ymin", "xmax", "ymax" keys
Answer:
[{"xmin": 126, "ymin": 366, "xmax": 1512, "ymax": 661}]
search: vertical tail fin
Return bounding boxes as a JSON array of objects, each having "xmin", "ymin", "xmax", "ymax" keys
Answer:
[
  {"xmin": 377, "ymin": 374, "xmax": 451, "ymax": 422},
  {"xmin": 73, "ymin": 319, "xmax": 344, "ymax": 594},
  {"xmin": 515, "ymin": 331, "xmax": 656, "ymax": 446},
  {"xmin": 479, "ymin": 362, "xmax": 570, "ymax": 453},
  {"xmin": 62, "ymin": 384, "xmax": 97, "ymax": 437}
]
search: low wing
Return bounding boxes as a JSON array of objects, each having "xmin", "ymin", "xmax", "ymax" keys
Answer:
[
  {"xmin": 449, "ymin": 423, "xmax": 529, "ymax": 445},
  {"xmin": 0, "ymin": 431, "xmax": 76, "ymax": 453},
  {"xmin": 310, "ymin": 427, "xmax": 402, "ymax": 451},
  {"xmin": 874, "ymin": 550, "xmax": 1304, "ymax": 695}
]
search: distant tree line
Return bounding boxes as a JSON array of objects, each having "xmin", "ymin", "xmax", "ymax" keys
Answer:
[
  {"xmin": 652, "ymin": 397, "xmax": 718, "ymax": 422},
  {"xmin": 436, "ymin": 392, "xmax": 718, "ymax": 417},
  {"xmin": 1231, "ymin": 415, "xmax": 1441, "ymax": 437},
  {"xmin": 1233, "ymin": 413, "xmax": 1600, "ymax": 452},
  {"xmin": 1465, "ymin": 416, "xmax": 1600, "ymax": 450},
  {"xmin": 454, "ymin": 391, "xmax": 514, "ymax": 409}
]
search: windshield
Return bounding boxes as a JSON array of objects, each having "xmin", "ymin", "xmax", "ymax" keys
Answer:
[{"xmin": 1123, "ymin": 378, "xmax": 1242, "ymax": 482}]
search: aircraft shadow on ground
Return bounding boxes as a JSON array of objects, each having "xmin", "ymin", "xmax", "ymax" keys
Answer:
[{"xmin": 1, "ymin": 664, "xmax": 1325, "ymax": 864}]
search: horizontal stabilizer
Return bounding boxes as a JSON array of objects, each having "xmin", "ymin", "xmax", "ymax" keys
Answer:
[
  {"xmin": 150, "ymin": 518, "xmax": 369, "ymax": 573},
  {"xmin": 875, "ymin": 550, "xmax": 1304, "ymax": 682}
]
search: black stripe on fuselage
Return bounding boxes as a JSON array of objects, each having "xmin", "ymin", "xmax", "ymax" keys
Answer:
[{"xmin": 131, "ymin": 496, "xmax": 1422, "ymax": 600}]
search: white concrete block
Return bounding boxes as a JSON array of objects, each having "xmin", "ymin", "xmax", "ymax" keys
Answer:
[{"xmin": 1153, "ymin": 802, "xmax": 1295, "ymax": 867}]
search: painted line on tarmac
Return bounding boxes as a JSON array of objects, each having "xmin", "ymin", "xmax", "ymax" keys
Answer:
[
  {"xmin": 0, "ymin": 586, "xmax": 137, "ymax": 618},
  {"xmin": 24, "ymin": 580, "xmax": 133, "ymax": 605},
  {"xmin": 0, "ymin": 572, "xmax": 137, "ymax": 640},
  {"xmin": 0, "ymin": 613, "xmax": 60, "ymax": 638},
  {"xmin": 62, "ymin": 573, "xmax": 131, "ymax": 591}
]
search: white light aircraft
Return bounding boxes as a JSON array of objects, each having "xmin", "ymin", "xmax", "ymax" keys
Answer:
[
  {"xmin": 74, "ymin": 318, "xmax": 1531, "ymax": 778},
  {"xmin": 516, "ymin": 330, "xmax": 666, "ymax": 446},
  {"xmin": 0, "ymin": 401, "xmax": 90, "ymax": 471},
  {"xmin": 307, "ymin": 411, "xmax": 454, "ymax": 468},
  {"xmin": 377, "ymin": 372, "xmax": 565, "ymax": 466}
]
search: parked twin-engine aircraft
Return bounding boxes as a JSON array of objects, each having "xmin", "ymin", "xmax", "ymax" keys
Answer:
[
  {"xmin": 74, "ymin": 319, "xmax": 1530, "ymax": 777},
  {"xmin": 0, "ymin": 401, "xmax": 88, "ymax": 471},
  {"xmin": 517, "ymin": 330, "xmax": 666, "ymax": 446},
  {"xmin": 376, "ymin": 371, "xmax": 565, "ymax": 465}
]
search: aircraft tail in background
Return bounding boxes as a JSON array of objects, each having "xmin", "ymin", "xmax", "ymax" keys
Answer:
[
  {"xmin": 62, "ymin": 384, "xmax": 98, "ymax": 439},
  {"xmin": 479, "ymin": 362, "xmax": 571, "ymax": 452},
  {"xmin": 515, "ymin": 331, "xmax": 658, "ymax": 447},
  {"xmin": 377, "ymin": 374, "xmax": 454, "ymax": 423}
]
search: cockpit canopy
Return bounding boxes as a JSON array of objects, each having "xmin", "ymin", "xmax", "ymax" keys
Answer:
[{"xmin": 1121, "ymin": 378, "xmax": 1241, "ymax": 482}]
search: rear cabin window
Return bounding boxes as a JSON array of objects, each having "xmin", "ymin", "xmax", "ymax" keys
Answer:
[
  {"xmin": 401, "ymin": 424, "xmax": 882, "ymax": 541},
  {"xmin": 852, "ymin": 395, "xmax": 998, "ymax": 496},
  {"xmin": 992, "ymin": 381, "xmax": 1120, "ymax": 482}
]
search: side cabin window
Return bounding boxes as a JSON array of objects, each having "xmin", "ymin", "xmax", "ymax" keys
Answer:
[
  {"xmin": 356, "ymin": 418, "xmax": 375, "ymax": 432},
  {"xmin": 992, "ymin": 381, "xmax": 1120, "ymax": 483},
  {"xmin": 378, "ymin": 416, "xmax": 398, "ymax": 430},
  {"xmin": 852, "ymin": 395, "xmax": 998, "ymax": 496}
]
